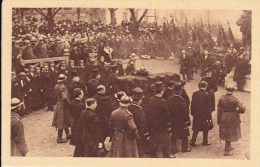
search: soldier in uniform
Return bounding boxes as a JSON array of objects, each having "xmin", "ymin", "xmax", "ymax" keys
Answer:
[
  {"xmin": 93, "ymin": 85, "xmax": 112, "ymax": 144},
  {"xmin": 11, "ymin": 98, "xmax": 28, "ymax": 156},
  {"xmin": 190, "ymin": 81, "xmax": 212, "ymax": 147},
  {"xmin": 233, "ymin": 47, "xmax": 249, "ymax": 91},
  {"xmin": 52, "ymin": 74, "xmax": 71, "ymax": 143},
  {"xmin": 80, "ymin": 98, "xmax": 103, "ymax": 157},
  {"xmin": 217, "ymin": 85, "xmax": 245, "ymax": 156},
  {"xmin": 167, "ymin": 81, "xmax": 192, "ymax": 154},
  {"xmin": 146, "ymin": 82, "xmax": 172, "ymax": 158},
  {"xmin": 128, "ymin": 87, "xmax": 150, "ymax": 157},
  {"xmin": 109, "ymin": 95, "xmax": 140, "ymax": 157}
]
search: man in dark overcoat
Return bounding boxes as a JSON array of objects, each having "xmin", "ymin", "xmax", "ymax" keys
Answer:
[
  {"xmin": 167, "ymin": 81, "xmax": 192, "ymax": 154},
  {"xmin": 39, "ymin": 63, "xmax": 55, "ymax": 111},
  {"xmin": 217, "ymin": 85, "xmax": 245, "ymax": 156},
  {"xmin": 201, "ymin": 68, "xmax": 218, "ymax": 112},
  {"xmin": 87, "ymin": 69, "xmax": 100, "ymax": 97},
  {"xmin": 190, "ymin": 81, "xmax": 212, "ymax": 147},
  {"xmin": 93, "ymin": 85, "xmax": 112, "ymax": 143},
  {"xmin": 69, "ymin": 88, "xmax": 85, "ymax": 157},
  {"xmin": 201, "ymin": 50, "xmax": 214, "ymax": 77},
  {"xmin": 128, "ymin": 87, "xmax": 150, "ymax": 157},
  {"xmin": 146, "ymin": 82, "xmax": 173, "ymax": 158},
  {"xmin": 80, "ymin": 98, "xmax": 103, "ymax": 157},
  {"xmin": 179, "ymin": 50, "xmax": 192, "ymax": 81}
]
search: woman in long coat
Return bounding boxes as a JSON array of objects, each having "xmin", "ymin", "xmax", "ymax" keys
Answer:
[
  {"xmin": 109, "ymin": 96, "xmax": 140, "ymax": 157},
  {"xmin": 52, "ymin": 74, "xmax": 71, "ymax": 143},
  {"xmin": 69, "ymin": 88, "xmax": 85, "ymax": 157},
  {"xmin": 217, "ymin": 85, "xmax": 245, "ymax": 156}
]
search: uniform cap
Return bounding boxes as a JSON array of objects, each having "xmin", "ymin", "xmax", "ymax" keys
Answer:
[
  {"xmin": 154, "ymin": 81, "xmax": 163, "ymax": 92},
  {"xmin": 131, "ymin": 87, "xmax": 144, "ymax": 100},
  {"xmin": 11, "ymin": 98, "xmax": 23, "ymax": 110}
]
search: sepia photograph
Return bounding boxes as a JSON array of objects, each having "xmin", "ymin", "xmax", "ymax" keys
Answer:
[{"xmin": 2, "ymin": 0, "xmax": 260, "ymax": 166}]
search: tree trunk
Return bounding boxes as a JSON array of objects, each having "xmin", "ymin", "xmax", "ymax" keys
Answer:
[
  {"xmin": 47, "ymin": 8, "xmax": 55, "ymax": 32},
  {"xmin": 110, "ymin": 10, "xmax": 116, "ymax": 26},
  {"xmin": 77, "ymin": 8, "xmax": 80, "ymax": 21}
]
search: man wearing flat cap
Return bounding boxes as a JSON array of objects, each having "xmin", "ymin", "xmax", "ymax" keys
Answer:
[
  {"xmin": 11, "ymin": 98, "xmax": 28, "ymax": 156},
  {"xmin": 146, "ymin": 82, "xmax": 173, "ymax": 158},
  {"xmin": 128, "ymin": 87, "xmax": 149, "ymax": 157},
  {"xmin": 167, "ymin": 81, "xmax": 192, "ymax": 155}
]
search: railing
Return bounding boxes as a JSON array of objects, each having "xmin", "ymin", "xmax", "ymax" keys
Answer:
[{"xmin": 20, "ymin": 56, "xmax": 69, "ymax": 66}]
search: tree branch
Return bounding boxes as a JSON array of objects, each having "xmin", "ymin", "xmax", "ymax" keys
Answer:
[
  {"xmin": 138, "ymin": 9, "xmax": 148, "ymax": 23},
  {"xmin": 53, "ymin": 8, "xmax": 62, "ymax": 17},
  {"xmin": 114, "ymin": 8, "xmax": 118, "ymax": 11},
  {"xmin": 34, "ymin": 8, "xmax": 47, "ymax": 17},
  {"xmin": 129, "ymin": 8, "xmax": 137, "ymax": 24}
]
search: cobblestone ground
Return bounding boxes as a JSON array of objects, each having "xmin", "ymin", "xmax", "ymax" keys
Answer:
[{"xmin": 23, "ymin": 58, "xmax": 250, "ymax": 159}]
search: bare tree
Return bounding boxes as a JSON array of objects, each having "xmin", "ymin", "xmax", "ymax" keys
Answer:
[
  {"xmin": 34, "ymin": 8, "xmax": 62, "ymax": 31},
  {"xmin": 108, "ymin": 8, "xmax": 118, "ymax": 26},
  {"xmin": 129, "ymin": 9, "xmax": 148, "ymax": 37},
  {"xmin": 77, "ymin": 8, "xmax": 81, "ymax": 21}
]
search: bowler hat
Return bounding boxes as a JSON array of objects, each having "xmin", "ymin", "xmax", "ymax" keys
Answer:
[
  {"xmin": 131, "ymin": 87, "xmax": 144, "ymax": 100},
  {"xmin": 154, "ymin": 82, "xmax": 163, "ymax": 92},
  {"xmin": 11, "ymin": 98, "xmax": 23, "ymax": 110}
]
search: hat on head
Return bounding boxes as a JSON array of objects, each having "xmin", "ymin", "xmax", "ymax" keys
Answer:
[
  {"xmin": 119, "ymin": 95, "xmax": 132, "ymax": 107},
  {"xmin": 71, "ymin": 69, "xmax": 79, "ymax": 77},
  {"xmin": 24, "ymin": 40, "xmax": 30, "ymax": 44},
  {"xmin": 131, "ymin": 87, "xmax": 144, "ymax": 100},
  {"xmin": 180, "ymin": 79, "xmax": 186, "ymax": 86},
  {"xmin": 154, "ymin": 81, "xmax": 163, "ymax": 92},
  {"xmin": 168, "ymin": 80, "xmax": 175, "ymax": 86},
  {"xmin": 11, "ymin": 98, "xmax": 23, "ymax": 110},
  {"xmin": 57, "ymin": 74, "xmax": 66, "ymax": 82},
  {"xmin": 97, "ymin": 85, "xmax": 105, "ymax": 91},
  {"xmin": 49, "ymin": 38, "xmax": 54, "ymax": 42},
  {"xmin": 205, "ymin": 67, "xmax": 213, "ymax": 73}
]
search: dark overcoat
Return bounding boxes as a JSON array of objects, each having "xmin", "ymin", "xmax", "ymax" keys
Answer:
[
  {"xmin": 87, "ymin": 79, "xmax": 100, "ymax": 97},
  {"xmin": 201, "ymin": 76, "xmax": 218, "ymax": 111},
  {"xmin": 109, "ymin": 106, "xmax": 139, "ymax": 157},
  {"xmin": 93, "ymin": 93, "xmax": 112, "ymax": 140},
  {"xmin": 80, "ymin": 108, "xmax": 103, "ymax": 149},
  {"xmin": 69, "ymin": 99, "xmax": 85, "ymax": 146},
  {"xmin": 217, "ymin": 94, "xmax": 245, "ymax": 141},
  {"xmin": 191, "ymin": 89, "xmax": 212, "ymax": 131},
  {"xmin": 167, "ymin": 94, "xmax": 190, "ymax": 139},
  {"xmin": 146, "ymin": 96, "xmax": 171, "ymax": 147},
  {"xmin": 11, "ymin": 112, "xmax": 28, "ymax": 156}
]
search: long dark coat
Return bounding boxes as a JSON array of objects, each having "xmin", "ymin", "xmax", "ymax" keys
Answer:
[
  {"xmin": 146, "ymin": 96, "xmax": 171, "ymax": 147},
  {"xmin": 39, "ymin": 71, "xmax": 55, "ymax": 102},
  {"xmin": 69, "ymin": 99, "xmax": 85, "ymax": 146},
  {"xmin": 87, "ymin": 79, "xmax": 100, "ymax": 97},
  {"xmin": 11, "ymin": 111, "xmax": 28, "ymax": 156},
  {"xmin": 179, "ymin": 54, "xmax": 192, "ymax": 75},
  {"xmin": 128, "ymin": 103, "xmax": 149, "ymax": 155},
  {"xmin": 93, "ymin": 93, "xmax": 112, "ymax": 140},
  {"xmin": 167, "ymin": 94, "xmax": 190, "ymax": 139},
  {"xmin": 109, "ymin": 106, "xmax": 139, "ymax": 157},
  {"xmin": 52, "ymin": 83, "xmax": 71, "ymax": 129},
  {"xmin": 233, "ymin": 57, "xmax": 248, "ymax": 82},
  {"xmin": 201, "ymin": 76, "xmax": 218, "ymax": 112},
  {"xmin": 191, "ymin": 89, "xmax": 212, "ymax": 131},
  {"xmin": 80, "ymin": 108, "xmax": 103, "ymax": 149},
  {"xmin": 217, "ymin": 94, "xmax": 245, "ymax": 141}
]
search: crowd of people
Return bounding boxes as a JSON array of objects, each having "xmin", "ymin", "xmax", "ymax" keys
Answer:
[{"xmin": 11, "ymin": 16, "xmax": 249, "ymax": 158}]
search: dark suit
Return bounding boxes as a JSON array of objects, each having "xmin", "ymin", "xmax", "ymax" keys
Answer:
[
  {"xmin": 146, "ymin": 95, "xmax": 171, "ymax": 158},
  {"xmin": 201, "ymin": 54, "xmax": 214, "ymax": 75},
  {"xmin": 201, "ymin": 76, "xmax": 218, "ymax": 112},
  {"xmin": 80, "ymin": 108, "xmax": 103, "ymax": 157},
  {"xmin": 93, "ymin": 93, "xmax": 112, "ymax": 141},
  {"xmin": 167, "ymin": 94, "xmax": 190, "ymax": 152},
  {"xmin": 69, "ymin": 99, "xmax": 85, "ymax": 157},
  {"xmin": 190, "ymin": 89, "xmax": 212, "ymax": 144},
  {"xmin": 128, "ymin": 103, "xmax": 149, "ymax": 157}
]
